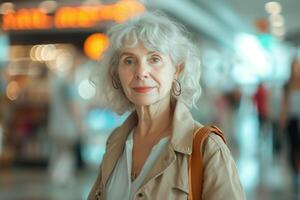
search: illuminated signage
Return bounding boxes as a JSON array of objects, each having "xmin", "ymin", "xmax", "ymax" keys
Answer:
[{"xmin": 1, "ymin": 0, "xmax": 145, "ymax": 31}]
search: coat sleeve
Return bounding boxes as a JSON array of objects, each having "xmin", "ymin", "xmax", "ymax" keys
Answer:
[
  {"xmin": 88, "ymin": 163, "xmax": 103, "ymax": 200},
  {"xmin": 202, "ymin": 134, "xmax": 246, "ymax": 200}
]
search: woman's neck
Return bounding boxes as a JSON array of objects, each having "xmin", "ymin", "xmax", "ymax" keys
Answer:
[{"xmin": 134, "ymin": 97, "xmax": 173, "ymax": 138}]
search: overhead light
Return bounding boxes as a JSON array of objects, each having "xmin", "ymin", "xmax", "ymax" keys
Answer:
[
  {"xmin": 35, "ymin": 45, "xmax": 44, "ymax": 62},
  {"xmin": 0, "ymin": 2, "xmax": 14, "ymax": 14},
  {"xmin": 269, "ymin": 14, "xmax": 284, "ymax": 27},
  {"xmin": 82, "ymin": 0, "xmax": 101, "ymax": 6},
  {"xmin": 39, "ymin": 0, "xmax": 58, "ymax": 13},
  {"xmin": 84, "ymin": 33, "xmax": 109, "ymax": 60},
  {"xmin": 78, "ymin": 79, "xmax": 96, "ymax": 100},
  {"xmin": 6, "ymin": 81, "xmax": 20, "ymax": 101},
  {"xmin": 30, "ymin": 45, "xmax": 39, "ymax": 61},
  {"xmin": 41, "ymin": 44, "xmax": 57, "ymax": 61},
  {"xmin": 265, "ymin": 1, "xmax": 282, "ymax": 15},
  {"xmin": 271, "ymin": 26, "xmax": 285, "ymax": 37}
]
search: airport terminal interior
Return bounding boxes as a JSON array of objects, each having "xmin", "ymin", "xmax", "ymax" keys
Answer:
[{"xmin": 1, "ymin": 0, "xmax": 300, "ymax": 199}]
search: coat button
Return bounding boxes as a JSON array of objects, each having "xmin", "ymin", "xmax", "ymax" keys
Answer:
[
  {"xmin": 138, "ymin": 192, "xmax": 144, "ymax": 198},
  {"xmin": 95, "ymin": 191, "xmax": 101, "ymax": 199}
]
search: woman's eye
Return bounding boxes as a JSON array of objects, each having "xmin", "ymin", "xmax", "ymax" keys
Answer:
[
  {"xmin": 150, "ymin": 56, "xmax": 161, "ymax": 63},
  {"xmin": 123, "ymin": 58, "xmax": 135, "ymax": 65}
]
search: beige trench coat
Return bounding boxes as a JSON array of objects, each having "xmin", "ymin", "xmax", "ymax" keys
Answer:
[{"xmin": 88, "ymin": 101, "xmax": 246, "ymax": 200}]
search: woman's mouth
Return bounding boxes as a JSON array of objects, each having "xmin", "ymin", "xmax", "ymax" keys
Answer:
[{"xmin": 133, "ymin": 87, "xmax": 154, "ymax": 93}]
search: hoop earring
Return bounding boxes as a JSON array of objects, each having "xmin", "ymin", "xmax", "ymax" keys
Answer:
[
  {"xmin": 112, "ymin": 76, "xmax": 121, "ymax": 89},
  {"xmin": 172, "ymin": 79, "xmax": 181, "ymax": 96}
]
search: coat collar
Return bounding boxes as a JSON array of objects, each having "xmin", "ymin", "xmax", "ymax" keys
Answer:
[
  {"xmin": 101, "ymin": 100, "xmax": 201, "ymax": 186},
  {"xmin": 170, "ymin": 100, "xmax": 198, "ymax": 154}
]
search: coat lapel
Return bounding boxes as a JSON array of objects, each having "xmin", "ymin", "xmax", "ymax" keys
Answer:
[
  {"xmin": 101, "ymin": 100, "xmax": 200, "ymax": 188},
  {"xmin": 140, "ymin": 144, "xmax": 176, "ymax": 186},
  {"xmin": 140, "ymin": 100, "xmax": 198, "ymax": 187},
  {"xmin": 101, "ymin": 111, "xmax": 138, "ymax": 186}
]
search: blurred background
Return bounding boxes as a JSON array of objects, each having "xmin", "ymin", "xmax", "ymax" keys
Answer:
[{"xmin": 0, "ymin": 0, "xmax": 300, "ymax": 199}]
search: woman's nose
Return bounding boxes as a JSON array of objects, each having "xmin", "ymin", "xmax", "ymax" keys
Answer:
[{"xmin": 135, "ymin": 62, "xmax": 149, "ymax": 80}]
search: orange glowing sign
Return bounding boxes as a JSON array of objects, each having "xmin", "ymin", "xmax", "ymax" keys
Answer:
[
  {"xmin": 84, "ymin": 33, "xmax": 109, "ymax": 60},
  {"xmin": 3, "ymin": 9, "xmax": 52, "ymax": 30},
  {"xmin": 1, "ymin": 0, "xmax": 145, "ymax": 31}
]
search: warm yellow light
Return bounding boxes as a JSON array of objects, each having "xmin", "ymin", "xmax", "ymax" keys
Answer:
[
  {"xmin": 113, "ymin": 0, "xmax": 145, "ymax": 23},
  {"xmin": 6, "ymin": 81, "xmax": 20, "ymax": 101},
  {"xmin": 35, "ymin": 45, "xmax": 43, "ymax": 61},
  {"xmin": 84, "ymin": 33, "xmax": 109, "ymax": 60},
  {"xmin": 55, "ymin": 7, "xmax": 80, "ymax": 28},
  {"xmin": 17, "ymin": 9, "xmax": 32, "ymax": 29},
  {"xmin": 30, "ymin": 45, "xmax": 38, "ymax": 61},
  {"xmin": 41, "ymin": 44, "xmax": 57, "ymax": 61},
  {"xmin": 1, "ymin": 0, "xmax": 145, "ymax": 31},
  {"xmin": 2, "ymin": 8, "xmax": 52, "ymax": 30},
  {"xmin": 2, "ymin": 11, "xmax": 16, "ymax": 31}
]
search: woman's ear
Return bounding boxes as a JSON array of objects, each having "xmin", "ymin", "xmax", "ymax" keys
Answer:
[{"xmin": 174, "ymin": 63, "xmax": 184, "ymax": 78}]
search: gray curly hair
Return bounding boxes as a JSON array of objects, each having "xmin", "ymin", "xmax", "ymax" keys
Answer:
[{"xmin": 90, "ymin": 11, "xmax": 202, "ymax": 115}]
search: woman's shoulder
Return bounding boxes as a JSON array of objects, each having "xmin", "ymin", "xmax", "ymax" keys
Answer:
[
  {"xmin": 192, "ymin": 121, "xmax": 230, "ymax": 158},
  {"xmin": 205, "ymin": 133, "xmax": 228, "ymax": 150},
  {"xmin": 202, "ymin": 132, "xmax": 231, "ymax": 162}
]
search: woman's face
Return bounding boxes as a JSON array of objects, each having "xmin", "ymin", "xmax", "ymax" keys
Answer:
[{"xmin": 117, "ymin": 42, "xmax": 178, "ymax": 106}]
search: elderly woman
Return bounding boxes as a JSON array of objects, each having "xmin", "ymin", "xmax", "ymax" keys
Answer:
[{"xmin": 88, "ymin": 12, "xmax": 245, "ymax": 200}]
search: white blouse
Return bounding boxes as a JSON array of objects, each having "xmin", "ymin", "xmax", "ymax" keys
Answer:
[{"xmin": 106, "ymin": 129, "xmax": 170, "ymax": 200}]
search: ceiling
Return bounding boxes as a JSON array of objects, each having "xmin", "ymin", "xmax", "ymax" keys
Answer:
[
  {"xmin": 145, "ymin": 0, "xmax": 300, "ymax": 47},
  {"xmin": 224, "ymin": 0, "xmax": 300, "ymax": 44},
  {"xmin": 2, "ymin": 0, "xmax": 300, "ymax": 46}
]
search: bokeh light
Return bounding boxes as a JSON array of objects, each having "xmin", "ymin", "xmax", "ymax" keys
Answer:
[{"xmin": 84, "ymin": 33, "xmax": 109, "ymax": 61}]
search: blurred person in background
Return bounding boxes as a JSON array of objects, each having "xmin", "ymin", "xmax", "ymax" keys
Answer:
[
  {"xmin": 253, "ymin": 81, "xmax": 270, "ymax": 134},
  {"xmin": 47, "ymin": 66, "xmax": 81, "ymax": 186},
  {"xmin": 252, "ymin": 81, "xmax": 272, "ymax": 185},
  {"xmin": 214, "ymin": 87, "xmax": 241, "ymax": 157},
  {"xmin": 223, "ymin": 88, "xmax": 242, "ymax": 152},
  {"xmin": 269, "ymin": 84, "xmax": 283, "ymax": 157},
  {"xmin": 279, "ymin": 57, "xmax": 300, "ymax": 194},
  {"xmin": 88, "ymin": 12, "xmax": 245, "ymax": 200}
]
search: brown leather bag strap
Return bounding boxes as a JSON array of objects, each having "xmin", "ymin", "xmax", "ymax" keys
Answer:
[{"xmin": 188, "ymin": 125, "xmax": 226, "ymax": 200}]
